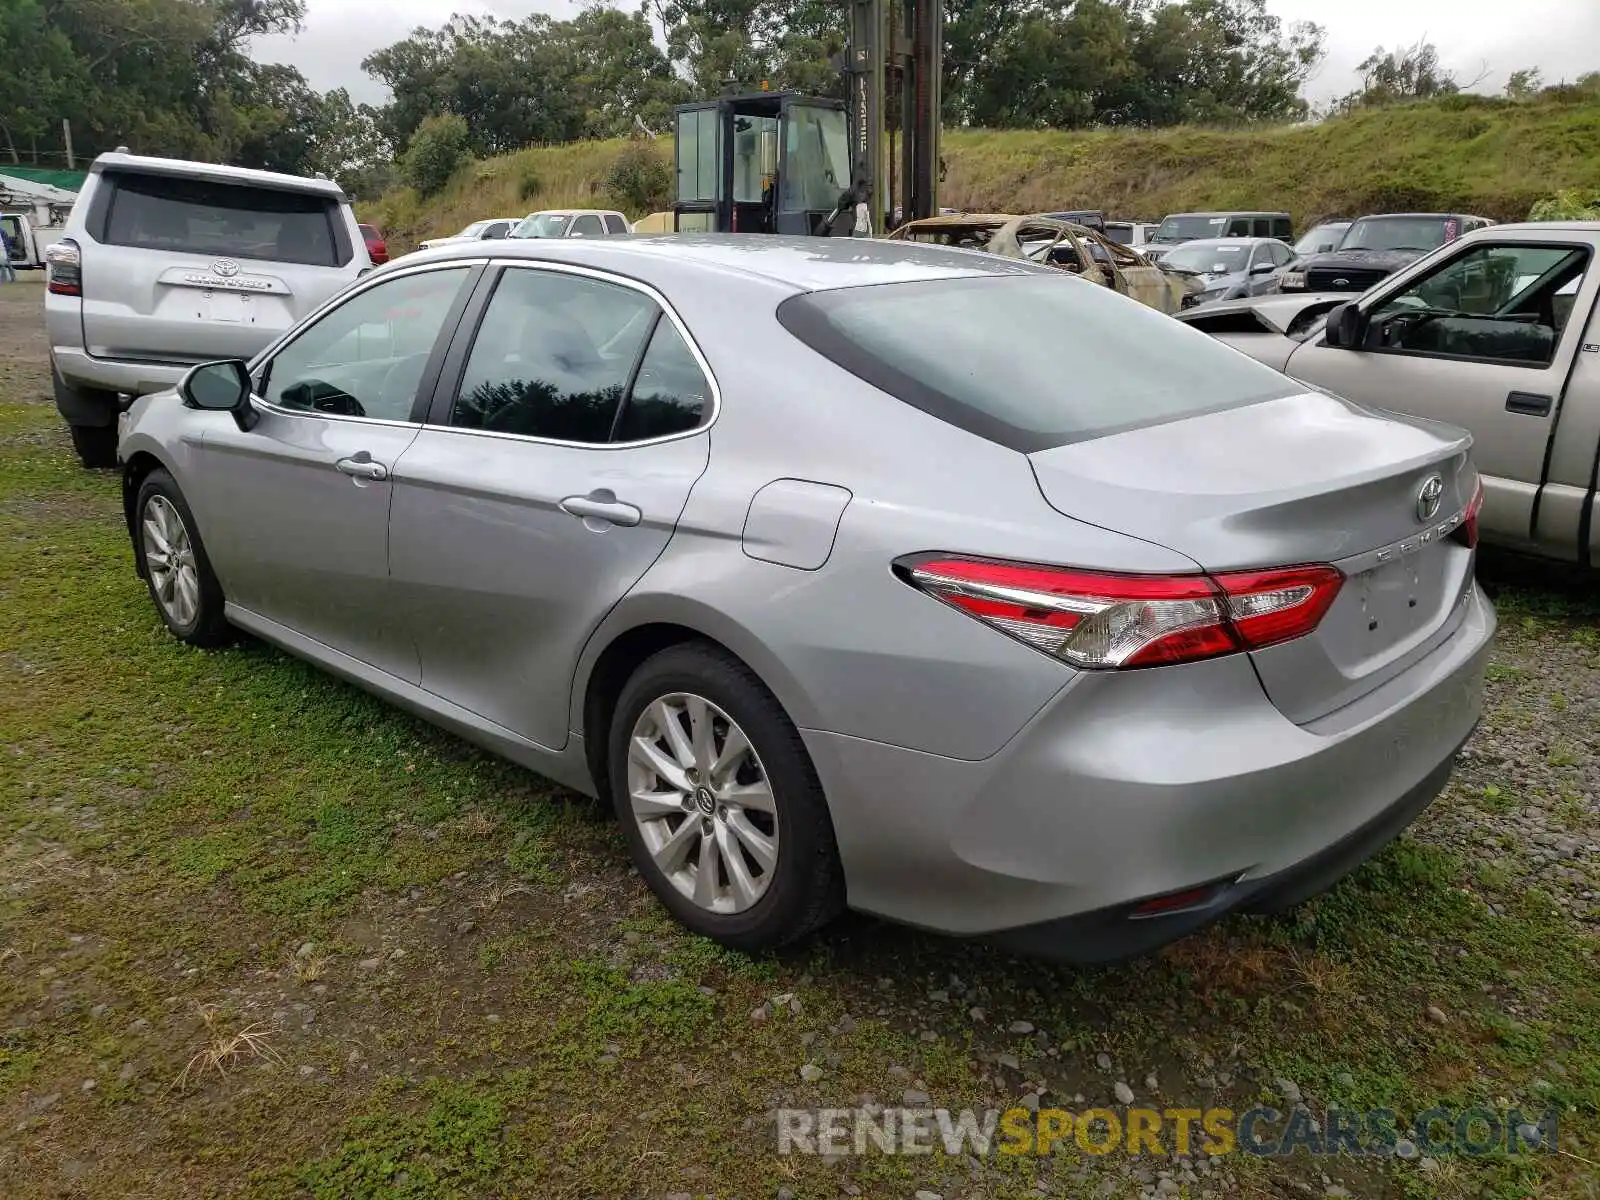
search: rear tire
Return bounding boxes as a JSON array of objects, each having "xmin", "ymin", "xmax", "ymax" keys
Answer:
[
  {"xmin": 608, "ymin": 642, "xmax": 845, "ymax": 953},
  {"xmin": 134, "ymin": 468, "xmax": 232, "ymax": 647},
  {"xmin": 68, "ymin": 423, "xmax": 118, "ymax": 469}
]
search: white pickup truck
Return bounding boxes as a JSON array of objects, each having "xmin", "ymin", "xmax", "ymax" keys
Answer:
[
  {"xmin": 2, "ymin": 212, "xmax": 64, "ymax": 269},
  {"xmin": 1178, "ymin": 221, "xmax": 1600, "ymax": 566}
]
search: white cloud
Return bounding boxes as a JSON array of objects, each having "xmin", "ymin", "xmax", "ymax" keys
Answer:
[{"xmin": 258, "ymin": 0, "xmax": 1589, "ymax": 108}]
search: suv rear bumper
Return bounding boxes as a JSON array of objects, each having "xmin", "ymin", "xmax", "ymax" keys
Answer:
[{"xmin": 52, "ymin": 347, "xmax": 189, "ymax": 399}]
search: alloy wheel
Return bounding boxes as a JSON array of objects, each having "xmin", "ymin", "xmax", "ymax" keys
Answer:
[
  {"xmin": 626, "ymin": 692, "xmax": 779, "ymax": 914},
  {"xmin": 142, "ymin": 495, "xmax": 200, "ymax": 630}
]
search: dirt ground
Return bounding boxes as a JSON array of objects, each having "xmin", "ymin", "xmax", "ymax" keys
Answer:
[{"xmin": 0, "ymin": 276, "xmax": 1595, "ymax": 1200}]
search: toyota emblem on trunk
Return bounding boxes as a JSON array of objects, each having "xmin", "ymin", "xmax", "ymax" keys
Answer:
[
  {"xmin": 211, "ymin": 258, "xmax": 240, "ymax": 277},
  {"xmin": 1416, "ymin": 474, "xmax": 1445, "ymax": 522}
]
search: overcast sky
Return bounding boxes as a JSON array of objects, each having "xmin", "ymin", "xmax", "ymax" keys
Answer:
[{"xmin": 258, "ymin": 0, "xmax": 1597, "ymax": 108}]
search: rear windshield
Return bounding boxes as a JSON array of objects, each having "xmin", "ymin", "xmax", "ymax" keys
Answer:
[
  {"xmin": 777, "ymin": 275, "xmax": 1300, "ymax": 452},
  {"xmin": 99, "ymin": 171, "xmax": 346, "ymax": 267}
]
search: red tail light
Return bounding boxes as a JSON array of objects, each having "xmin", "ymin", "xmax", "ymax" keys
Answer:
[
  {"xmin": 899, "ymin": 556, "xmax": 1343, "ymax": 669},
  {"xmin": 1453, "ymin": 478, "xmax": 1483, "ymax": 550},
  {"xmin": 45, "ymin": 239, "xmax": 81, "ymax": 297}
]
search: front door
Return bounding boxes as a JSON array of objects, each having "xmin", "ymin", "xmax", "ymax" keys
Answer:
[
  {"xmin": 389, "ymin": 263, "xmax": 714, "ymax": 749},
  {"xmin": 1284, "ymin": 238, "xmax": 1594, "ymax": 550},
  {"xmin": 189, "ymin": 264, "xmax": 477, "ymax": 680}
]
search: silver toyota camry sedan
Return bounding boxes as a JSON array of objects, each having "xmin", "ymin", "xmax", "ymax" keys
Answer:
[{"xmin": 117, "ymin": 235, "xmax": 1493, "ymax": 961}]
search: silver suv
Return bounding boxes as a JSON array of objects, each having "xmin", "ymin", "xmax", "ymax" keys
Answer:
[{"xmin": 45, "ymin": 152, "xmax": 370, "ymax": 467}]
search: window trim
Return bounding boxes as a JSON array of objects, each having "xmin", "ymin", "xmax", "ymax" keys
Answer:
[
  {"xmin": 1345, "ymin": 240, "xmax": 1593, "ymax": 372},
  {"xmin": 421, "ymin": 261, "xmax": 721, "ymax": 450},
  {"xmin": 247, "ymin": 259, "xmax": 488, "ymax": 428}
]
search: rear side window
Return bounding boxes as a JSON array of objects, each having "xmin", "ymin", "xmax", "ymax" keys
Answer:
[
  {"xmin": 1272, "ymin": 216, "xmax": 1293, "ymax": 240},
  {"xmin": 604, "ymin": 215, "xmax": 627, "ymax": 235},
  {"xmin": 778, "ymin": 275, "xmax": 1299, "ymax": 452},
  {"xmin": 615, "ymin": 321, "xmax": 711, "ymax": 440},
  {"xmin": 98, "ymin": 171, "xmax": 347, "ymax": 267}
]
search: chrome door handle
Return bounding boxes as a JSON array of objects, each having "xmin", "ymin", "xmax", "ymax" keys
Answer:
[
  {"xmin": 560, "ymin": 491, "xmax": 641, "ymax": 527},
  {"xmin": 335, "ymin": 455, "xmax": 388, "ymax": 481}
]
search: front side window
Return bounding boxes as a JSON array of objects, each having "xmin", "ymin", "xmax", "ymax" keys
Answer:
[
  {"xmin": 101, "ymin": 171, "xmax": 345, "ymax": 266},
  {"xmin": 449, "ymin": 269, "xmax": 657, "ymax": 442},
  {"xmin": 484, "ymin": 222, "xmax": 510, "ymax": 240},
  {"xmin": 260, "ymin": 267, "xmax": 470, "ymax": 420},
  {"xmin": 571, "ymin": 215, "xmax": 604, "ymax": 237},
  {"xmin": 1364, "ymin": 244, "xmax": 1588, "ymax": 365}
]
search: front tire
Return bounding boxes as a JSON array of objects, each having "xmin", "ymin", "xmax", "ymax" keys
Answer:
[
  {"xmin": 608, "ymin": 643, "xmax": 845, "ymax": 952},
  {"xmin": 134, "ymin": 469, "xmax": 232, "ymax": 647}
]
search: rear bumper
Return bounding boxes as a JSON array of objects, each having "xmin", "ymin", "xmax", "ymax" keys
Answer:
[
  {"xmin": 51, "ymin": 346, "xmax": 189, "ymax": 399},
  {"xmin": 803, "ymin": 583, "xmax": 1494, "ymax": 957},
  {"xmin": 987, "ymin": 747, "xmax": 1462, "ymax": 961}
]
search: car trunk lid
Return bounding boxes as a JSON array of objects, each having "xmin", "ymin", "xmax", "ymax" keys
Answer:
[{"xmin": 1027, "ymin": 390, "xmax": 1478, "ymax": 723}]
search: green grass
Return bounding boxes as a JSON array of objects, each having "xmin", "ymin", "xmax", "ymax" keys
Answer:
[
  {"xmin": 366, "ymin": 92, "xmax": 1600, "ymax": 251},
  {"xmin": 0, "ymin": 396, "xmax": 1596, "ymax": 1199}
]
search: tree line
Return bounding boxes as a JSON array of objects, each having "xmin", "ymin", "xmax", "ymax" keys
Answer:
[{"xmin": 0, "ymin": 0, "xmax": 1586, "ymax": 202}]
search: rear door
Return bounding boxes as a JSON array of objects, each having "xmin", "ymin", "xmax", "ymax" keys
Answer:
[
  {"xmin": 78, "ymin": 169, "xmax": 357, "ymax": 365},
  {"xmin": 1284, "ymin": 236, "xmax": 1595, "ymax": 551},
  {"xmin": 188, "ymin": 263, "xmax": 477, "ymax": 681},
  {"xmin": 388, "ymin": 263, "xmax": 712, "ymax": 749}
]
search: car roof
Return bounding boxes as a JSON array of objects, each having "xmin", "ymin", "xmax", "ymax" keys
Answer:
[
  {"xmin": 1351, "ymin": 212, "xmax": 1489, "ymax": 221},
  {"xmin": 394, "ymin": 234, "xmax": 1038, "ymax": 292},
  {"xmin": 521, "ymin": 209, "xmax": 624, "ymax": 218},
  {"xmin": 88, "ymin": 151, "xmax": 346, "ymax": 200},
  {"xmin": 1163, "ymin": 211, "xmax": 1289, "ymax": 218}
]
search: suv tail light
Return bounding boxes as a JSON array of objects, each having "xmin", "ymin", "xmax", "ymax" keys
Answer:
[
  {"xmin": 898, "ymin": 556, "xmax": 1343, "ymax": 669},
  {"xmin": 44, "ymin": 240, "xmax": 81, "ymax": 297},
  {"xmin": 1452, "ymin": 479, "xmax": 1484, "ymax": 550}
]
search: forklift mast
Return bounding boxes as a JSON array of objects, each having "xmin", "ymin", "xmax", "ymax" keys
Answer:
[{"xmin": 670, "ymin": 0, "xmax": 941, "ymax": 235}]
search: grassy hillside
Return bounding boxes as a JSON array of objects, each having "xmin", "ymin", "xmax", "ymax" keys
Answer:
[{"xmin": 368, "ymin": 92, "xmax": 1600, "ymax": 249}]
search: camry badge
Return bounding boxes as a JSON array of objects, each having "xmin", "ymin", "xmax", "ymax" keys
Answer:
[{"xmin": 1415, "ymin": 474, "xmax": 1444, "ymax": 523}]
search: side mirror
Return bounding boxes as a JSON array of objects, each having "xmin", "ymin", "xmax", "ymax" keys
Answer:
[
  {"xmin": 1250, "ymin": 261, "xmax": 1275, "ymax": 275},
  {"xmin": 1324, "ymin": 302, "xmax": 1367, "ymax": 349},
  {"xmin": 179, "ymin": 359, "xmax": 256, "ymax": 431}
]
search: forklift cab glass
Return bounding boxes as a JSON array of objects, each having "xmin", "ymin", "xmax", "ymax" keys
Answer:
[
  {"xmin": 676, "ymin": 108, "xmax": 721, "ymax": 204},
  {"xmin": 732, "ymin": 115, "xmax": 780, "ymax": 204},
  {"xmin": 782, "ymin": 105, "xmax": 850, "ymax": 213}
]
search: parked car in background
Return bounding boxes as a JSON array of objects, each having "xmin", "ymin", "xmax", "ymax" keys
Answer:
[
  {"xmin": 359, "ymin": 223, "xmax": 388, "ymax": 265},
  {"xmin": 887, "ymin": 213, "xmax": 1197, "ymax": 313},
  {"xmin": 1105, "ymin": 220, "xmax": 1158, "ymax": 249},
  {"xmin": 1178, "ymin": 222, "xmax": 1600, "ymax": 565},
  {"xmin": 117, "ymin": 234, "xmax": 1490, "ymax": 960},
  {"xmin": 1159, "ymin": 236, "xmax": 1298, "ymax": 308},
  {"xmin": 417, "ymin": 218, "xmax": 519, "ymax": 251},
  {"xmin": 510, "ymin": 209, "xmax": 632, "ymax": 238},
  {"xmin": 1277, "ymin": 212, "xmax": 1495, "ymax": 294},
  {"xmin": 1291, "ymin": 221, "xmax": 1352, "ymax": 259},
  {"xmin": 1150, "ymin": 211, "xmax": 1293, "ymax": 247},
  {"xmin": 45, "ymin": 151, "xmax": 370, "ymax": 468}
]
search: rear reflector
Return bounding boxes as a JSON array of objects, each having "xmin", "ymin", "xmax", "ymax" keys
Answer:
[{"xmin": 899, "ymin": 555, "xmax": 1343, "ymax": 669}]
